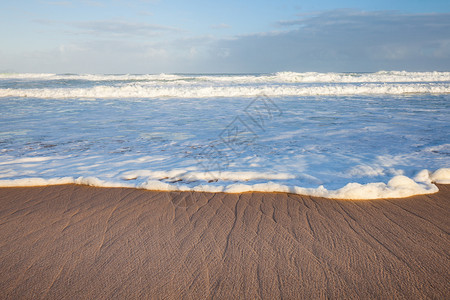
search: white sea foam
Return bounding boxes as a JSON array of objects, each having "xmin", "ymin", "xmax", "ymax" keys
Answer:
[
  {"xmin": 223, "ymin": 175, "xmax": 438, "ymax": 199},
  {"xmin": 429, "ymin": 168, "xmax": 450, "ymax": 184},
  {"xmin": 0, "ymin": 168, "xmax": 447, "ymax": 199},
  {"xmin": 0, "ymin": 177, "xmax": 75, "ymax": 187},
  {"xmin": 121, "ymin": 170, "xmax": 295, "ymax": 182},
  {"xmin": 1, "ymin": 83, "xmax": 449, "ymax": 99},
  {"xmin": 0, "ymin": 177, "xmax": 132, "ymax": 188}
]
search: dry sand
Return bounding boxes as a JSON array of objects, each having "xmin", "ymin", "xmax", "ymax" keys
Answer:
[{"xmin": 0, "ymin": 184, "xmax": 448, "ymax": 299}]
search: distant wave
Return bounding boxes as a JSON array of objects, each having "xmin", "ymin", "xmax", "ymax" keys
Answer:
[{"xmin": 1, "ymin": 71, "xmax": 450, "ymax": 83}]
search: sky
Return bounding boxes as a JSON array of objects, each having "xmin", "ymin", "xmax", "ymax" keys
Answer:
[{"xmin": 0, "ymin": 0, "xmax": 449, "ymax": 73}]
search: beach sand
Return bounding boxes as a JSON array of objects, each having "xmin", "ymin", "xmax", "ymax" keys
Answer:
[{"xmin": 0, "ymin": 184, "xmax": 448, "ymax": 299}]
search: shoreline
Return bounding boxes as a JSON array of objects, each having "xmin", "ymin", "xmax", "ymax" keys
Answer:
[
  {"xmin": 0, "ymin": 184, "xmax": 449, "ymax": 298},
  {"xmin": 0, "ymin": 171, "xmax": 447, "ymax": 200}
]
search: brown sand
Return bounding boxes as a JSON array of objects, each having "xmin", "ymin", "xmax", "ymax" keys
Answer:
[{"xmin": 0, "ymin": 185, "xmax": 448, "ymax": 299}]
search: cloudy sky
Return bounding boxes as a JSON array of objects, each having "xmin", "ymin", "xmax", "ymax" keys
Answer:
[{"xmin": 1, "ymin": 0, "xmax": 449, "ymax": 73}]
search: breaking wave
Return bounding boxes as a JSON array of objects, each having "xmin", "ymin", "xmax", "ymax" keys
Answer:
[{"xmin": 1, "ymin": 83, "xmax": 449, "ymax": 99}]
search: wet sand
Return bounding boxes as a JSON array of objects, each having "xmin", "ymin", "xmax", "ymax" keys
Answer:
[{"xmin": 0, "ymin": 184, "xmax": 449, "ymax": 299}]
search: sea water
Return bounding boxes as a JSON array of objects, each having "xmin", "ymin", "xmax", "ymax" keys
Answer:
[{"xmin": 0, "ymin": 71, "xmax": 449, "ymax": 199}]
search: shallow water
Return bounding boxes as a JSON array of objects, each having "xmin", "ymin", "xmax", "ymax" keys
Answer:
[{"xmin": 0, "ymin": 72, "xmax": 449, "ymax": 198}]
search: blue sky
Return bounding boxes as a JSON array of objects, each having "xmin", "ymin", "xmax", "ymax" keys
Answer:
[{"xmin": 0, "ymin": 0, "xmax": 449, "ymax": 73}]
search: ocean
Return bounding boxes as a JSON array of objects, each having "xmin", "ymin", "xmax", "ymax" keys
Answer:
[{"xmin": 0, "ymin": 71, "xmax": 449, "ymax": 199}]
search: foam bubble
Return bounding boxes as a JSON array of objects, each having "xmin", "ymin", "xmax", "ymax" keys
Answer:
[{"xmin": 430, "ymin": 168, "xmax": 450, "ymax": 184}]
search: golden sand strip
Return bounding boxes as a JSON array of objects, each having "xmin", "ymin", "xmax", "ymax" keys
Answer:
[{"xmin": 0, "ymin": 185, "xmax": 449, "ymax": 299}]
